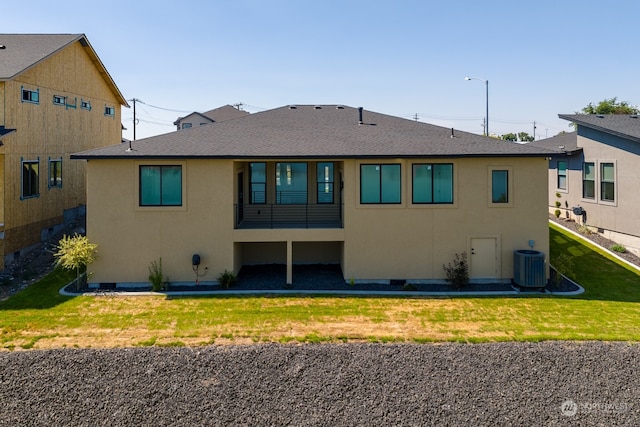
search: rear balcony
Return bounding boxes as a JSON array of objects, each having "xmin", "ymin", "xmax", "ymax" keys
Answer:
[{"xmin": 235, "ymin": 203, "xmax": 343, "ymax": 229}]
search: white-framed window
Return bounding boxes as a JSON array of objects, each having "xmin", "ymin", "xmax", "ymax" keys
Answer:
[
  {"xmin": 582, "ymin": 162, "xmax": 595, "ymax": 199},
  {"xmin": 600, "ymin": 162, "xmax": 615, "ymax": 202},
  {"xmin": 104, "ymin": 105, "xmax": 115, "ymax": 117},
  {"xmin": 81, "ymin": 99, "xmax": 92, "ymax": 111}
]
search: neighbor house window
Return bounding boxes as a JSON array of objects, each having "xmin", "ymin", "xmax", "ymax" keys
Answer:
[
  {"xmin": 250, "ymin": 162, "xmax": 266, "ymax": 204},
  {"xmin": 582, "ymin": 162, "xmax": 595, "ymax": 199},
  {"xmin": 276, "ymin": 162, "xmax": 307, "ymax": 204},
  {"xmin": 491, "ymin": 170, "xmax": 509, "ymax": 203},
  {"xmin": 104, "ymin": 106, "xmax": 115, "ymax": 117},
  {"xmin": 81, "ymin": 99, "xmax": 92, "ymax": 110},
  {"xmin": 139, "ymin": 165, "xmax": 182, "ymax": 206},
  {"xmin": 557, "ymin": 160, "xmax": 567, "ymax": 190},
  {"xmin": 21, "ymin": 159, "xmax": 39, "ymax": 199},
  {"xmin": 53, "ymin": 95, "xmax": 66, "ymax": 106},
  {"xmin": 600, "ymin": 162, "xmax": 615, "ymax": 202},
  {"xmin": 360, "ymin": 164, "xmax": 401, "ymax": 204},
  {"xmin": 317, "ymin": 162, "xmax": 334, "ymax": 204},
  {"xmin": 412, "ymin": 163, "xmax": 453, "ymax": 204},
  {"xmin": 182, "ymin": 123, "xmax": 192, "ymax": 129},
  {"xmin": 21, "ymin": 87, "xmax": 39, "ymax": 104},
  {"xmin": 48, "ymin": 158, "xmax": 62, "ymax": 188}
]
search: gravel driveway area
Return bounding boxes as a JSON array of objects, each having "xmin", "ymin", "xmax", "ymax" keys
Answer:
[{"xmin": 1, "ymin": 341, "xmax": 638, "ymax": 426}]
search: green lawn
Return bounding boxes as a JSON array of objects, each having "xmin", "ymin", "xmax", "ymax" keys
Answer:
[{"xmin": 1, "ymin": 223, "xmax": 639, "ymax": 350}]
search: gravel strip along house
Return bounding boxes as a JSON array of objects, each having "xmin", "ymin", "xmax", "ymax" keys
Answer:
[{"xmin": 72, "ymin": 105, "xmax": 556, "ymax": 289}]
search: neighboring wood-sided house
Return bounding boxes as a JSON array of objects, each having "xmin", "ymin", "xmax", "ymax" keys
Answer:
[
  {"xmin": 0, "ymin": 34, "xmax": 128, "ymax": 268},
  {"xmin": 531, "ymin": 114, "xmax": 640, "ymax": 256},
  {"xmin": 73, "ymin": 105, "xmax": 554, "ymax": 288},
  {"xmin": 173, "ymin": 104, "xmax": 249, "ymax": 130}
]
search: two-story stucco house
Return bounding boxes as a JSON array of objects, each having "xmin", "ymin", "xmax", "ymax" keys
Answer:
[
  {"xmin": 532, "ymin": 114, "xmax": 640, "ymax": 256},
  {"xmin": 72, "ymin": 105, "xmax": 553, "ymax": 288},
  {"xmin": 0, "ymin": 34, "xmax": 128, "ymax": 268}
]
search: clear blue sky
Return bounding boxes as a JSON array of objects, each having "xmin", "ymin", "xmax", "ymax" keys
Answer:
[{"xmin": 4, "ymin": 1, "xmax": 639, "ymax": 140}]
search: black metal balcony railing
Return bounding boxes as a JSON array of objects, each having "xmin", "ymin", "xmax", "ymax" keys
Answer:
[{"xmin": 235, "ymin": 203, "xmax": 343, "ymax": 229}]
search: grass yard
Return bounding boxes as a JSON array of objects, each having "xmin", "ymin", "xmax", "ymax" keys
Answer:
[{"xmin": 1, "ymin": 223, "xmax": 639, "ymax": 350}]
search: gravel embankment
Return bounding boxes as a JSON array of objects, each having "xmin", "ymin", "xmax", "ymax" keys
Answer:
[{"xmin": 1, "ymin": 342, "xmax": 638, "ymax": 426}]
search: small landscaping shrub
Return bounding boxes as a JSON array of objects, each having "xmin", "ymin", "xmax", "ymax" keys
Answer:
[
  {"xmin": 54, "ymin": 233, "xmax": 98, "ymax": 290},
  {"xmin": 554, "ymin": 209, "xmax": 561, "ymax": 218},
  {"xmin": 148, "ymin": 258, "xmax": 166, "ymax": 291},
  {"xmin": 577, "ymin": 224, "xmax": 592, "ymax": 235},
  {"xmin": 217, "ymin": 269, "xmax": 237, "ymax": 289},
  {"xmin": 610, "ymin": 243, "xmax": 627, "ymax": 254},
  {"xmin": 443, "ymin": 252, "xmax": 469, "ymax": 290},
  {"xmin": 555, "ymin": 201, "xmax": 562, "ymax": 208}
]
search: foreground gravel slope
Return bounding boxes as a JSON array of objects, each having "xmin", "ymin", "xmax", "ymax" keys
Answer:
[{"xmin": 0, "ymin": 342, "xmax": 638, "ymax": 426}]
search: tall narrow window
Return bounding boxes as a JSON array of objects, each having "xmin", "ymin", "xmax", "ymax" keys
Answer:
[
  {"xmin": 582, "ymin": 162, "xmax": 595, "ymax": 199},
  {"xmin": 412, "ymin": 163, "xmax": 453, "ymax": 204},
  {"xmin": 600, "ymin": 162, "xmax": 615, "ymax": 202},
  {"xmin": 49, "ymin": 158, "xmax": 62, "ymax": 188},
  {"xmin": 360, "ymin": 164, "xmax": 401, "ymax": 204},
  {"xmin": 557, "ymin": 160, "xmax": 567, "ymax": 190},
  {"xmin": 276, "ymin": 162, "xmax": 307, "ymax": 204},
  {"xmin": 21, "ymin": 160, "xmax": 39, "ymax": 199},
  {"xmin": 250, "ymin": 162, "xmax": 266, "ymax": 204},
  {"xmin": 317, "ymin": 162, "xmax": 334, "ymax": 204},
  {"xmin": 139, "ymin": 165, "xmax": 182, "ymax": 206},
  {"xmin": 491, "ymin": 170, "xmax": 509, "ymax": 203}
]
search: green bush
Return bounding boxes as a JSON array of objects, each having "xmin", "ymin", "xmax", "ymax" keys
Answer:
[
  {"xmin": 217, "ymin": 270, "xmax": 237, "ymax": 289},
  {"xmin": 54, "ymin": 234, "xmax": 98, "ymax": 290},
  {"xmin": 148, "ymin": 258, "xmax": 165, "ymax": 291},
  {"xmin": 555, "ymin": 201, "xmax": 562, "ymax": 208},
  {"xmin": 554, "ymin": 209, "xmax": 561, "ymax": 218},
  {"xmin": 443, "ymin": 252, "xmax": 469, "ymax": 290},
  {"xmin": 610, "ymin": 244, "xmax": 627, "ymax": 253}
]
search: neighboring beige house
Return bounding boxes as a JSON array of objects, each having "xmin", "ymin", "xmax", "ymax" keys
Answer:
[
  {"xmin": 531, "ymin": 114, "xmax": 640, "ymax": 256},
  {"xmin": 173, "ymin": 104, "xmax": 249, "ymax": 130},
  {"xmin": 0, "ymin": 34, "xmax": 128, "ymax": 268},
  {"xmin": 73, "ymin": 105, "xmax": 553, "ymax": 288}
]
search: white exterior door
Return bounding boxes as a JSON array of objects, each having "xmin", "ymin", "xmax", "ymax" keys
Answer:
[{"xmin": 470, "ymin": 238, "xmax": 497, "ymax": 279}]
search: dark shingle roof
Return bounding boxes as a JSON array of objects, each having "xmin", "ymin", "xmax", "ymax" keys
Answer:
[
  {"xmin": 202, "ymin": 105, "xmax": 250, "ymax": 122},
  {"xmin": 559, "ymin": 114, "xmax": 640, "ymax": 143},
  {"xmin": 0, "ymin": 34, "xmax": 128, "ymax": 107},
  {"xmin": 527, "ymin": 131, "xmax": 581, "ymax": 154},
  {"xmin": 73, "ymin": 105, "xmax": 557, "ymax": 159}
]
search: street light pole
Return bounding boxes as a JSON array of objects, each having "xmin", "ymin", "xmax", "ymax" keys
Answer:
[{"xmin": 465, "ymin": 77, "xmax": 489, "ymax": 136}]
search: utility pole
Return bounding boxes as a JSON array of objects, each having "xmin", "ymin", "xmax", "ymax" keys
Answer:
[
  {"xmin": 413, "ymin": 113, "xmax": 419, "ymax": 121},
  {"xmin": 129, "ymin": 98, "xmax": 141, "ymax": 140},
  {"xmin": 533, "ymin": 121, "xmax": 536, "ymax": 140}
]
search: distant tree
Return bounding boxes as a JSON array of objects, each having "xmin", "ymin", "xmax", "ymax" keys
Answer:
[
  {"xmin": 518, "ymin": 132, "xmax": 535, "ymax": 142},
  {"xmin": 501, "ymin": 133, "xmax": 517, "ymax": 142},
  {"xmin": 578, "ymin": 97, "xmax": 639, "ymax": 115}
]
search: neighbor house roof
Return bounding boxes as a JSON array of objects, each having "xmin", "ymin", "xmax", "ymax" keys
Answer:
[
  {"xmin": 559, "ymin": 114, "xmax": 640, "ymax": 143},
  {"xmin": 527, "ymin": 131, "xmax": 581, "ymax": 155},
  {"xmin": 0, "ymin": 34, "xmax": 128, "ymax": 107},
  {"xmin": 174, "ymin": 105, "xmax": 249, "ymax": 126},
  {"xmin": 73, "ymin": 105, "xmax": 557, "ymax": 159}
]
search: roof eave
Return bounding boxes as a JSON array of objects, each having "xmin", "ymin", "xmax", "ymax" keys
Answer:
[{"xmin": 558, "ymin": 114, "xmax": 640, "ymax": 143}]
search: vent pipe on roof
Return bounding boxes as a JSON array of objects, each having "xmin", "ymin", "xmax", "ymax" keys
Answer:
[{"xmin": 358, "ymin": 107, "xmax": 363, "ymax": 125}]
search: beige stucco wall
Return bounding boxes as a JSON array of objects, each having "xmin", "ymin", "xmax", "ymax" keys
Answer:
[
  {"xmin": 86, "ymin": 155, "xmax": 549, "ymax": 286},
  {"xmin": 341, "ymin": 158, "xmax": 549, "ymax": 281}
]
